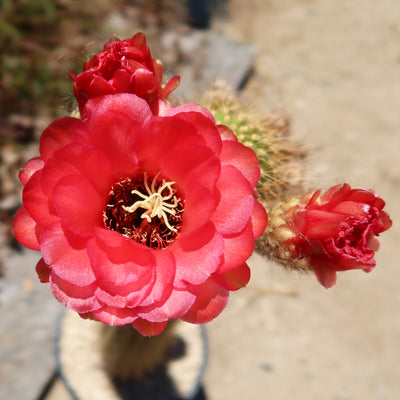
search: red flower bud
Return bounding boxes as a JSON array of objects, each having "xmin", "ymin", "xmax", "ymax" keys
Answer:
[
  {"xmin": 69, "ymin": 33, "xmax": 180, "ymax": 115},
  {"xmin": 263, "ymin": 184, "xmax": 392, "ymax": 288}
]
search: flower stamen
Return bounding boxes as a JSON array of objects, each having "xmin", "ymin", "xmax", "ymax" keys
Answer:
[
  {"xmin": 123, "ymin": 172, "xmax": 179, "ymax": 232},
  {"xmin": 103, "ymin": 174, "xmax": 184, "ymax": 249}
]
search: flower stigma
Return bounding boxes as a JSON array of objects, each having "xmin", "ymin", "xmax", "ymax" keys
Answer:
[{"xmin": 103, "ymin": 172, "xmax": 184, "ymax": 249}]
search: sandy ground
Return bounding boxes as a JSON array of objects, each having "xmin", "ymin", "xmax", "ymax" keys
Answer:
[{"xmin": 31, "ymin": 0, "xmax": 400, "ymax": 399}]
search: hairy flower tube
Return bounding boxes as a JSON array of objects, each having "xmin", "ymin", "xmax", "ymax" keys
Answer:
[
  {"xmin": 69, "ymin": 33, "xmax": 180, "ymax": 115},
  {"xmin": 262, "ymin": 184, "xmax": 392, "ymax": 288},
  {"xmin": 14, "ymin": 93, "xmax": 268, "ymax": 336}
]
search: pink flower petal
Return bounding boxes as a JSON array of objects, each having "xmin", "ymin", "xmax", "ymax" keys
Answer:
[
  {"xmin": 13, "ymin": 206, "xmax": 42, "ymax": 251},
  {"xmin": 137, "ymin": 287, "xmax": 196, "ymax": 322},
  {"xmin": 212, "ymin": 165, "xmax": 255, "ymax": 235},
  {"xmin": 173, "ymin": 222, "xmax": 224, "ymax": 287},
  {"xmin": 87, "ymin": 75, "xmax": 115, "ymax": 96},
  {"xmin": 50, "ymin": 272, "xmax": 101, "ymax": 313},
  {"xmin": 218, "ymin": 125, "xmax": 238, "ymax": 142},
  {"xmin": 215, "ymin": 263, "xmax": 251, "ymax": 291},
  {"xmin": 157, "ymin": 99, "xmax": 174, "ymax": 116},
  {"xmin": 132, "ymin": 68, "xmax": 156, "ymax": 98},
  {"xmin": 321, "ymin": 183, "xmax": 350, "ymax": 204},
  {"xmin": 19, "ymin": 157, "xmax": 44, "ymax": 185},
  {"xmin": 162, "ymin": 75, "xmax": 180, "ymax": 98},
  {"xmin": 180, "ymin": 182, "xmax": 218, "ymax": 236},
  {"xmin": 41, "ymin": 143, "xmax": 114, "ymax": 199},
  {"xmin": 138, "ymin": 249, "xmax": 176, "ymax": 307},
  {"xmin": 368, "ymin": 236, "xmax": 380, "ymax": 251},
  {"xmin": 137, "ymin": 117, "xmax": 206, "ymax": 175},
  {"xmin": 94, "ymin": 228, "xmax": 154, "ymax": 266},
  {"xmin": 161, "ymin": 144, "xmax": 219, "ymax": 190},
  {"xmin": 131, "ymin": 319, "xmax": 168, "ymax": 336},
  {"xmin": 41, "ymin": 222, "xmax": 97, "ymax": 287},
  {"xmin": 88, "ymin": 236, "xmax": 174, "ymax": 309},
  {"xmin": 331, "ymin": 201, "xmax": 371, "ymax": 216},
  {"xmin": 91, "ymin": 305, "xmax": 138, "ymax": 326},
  {"xmin": 40, "ymin": 117, "xmax": 86, "ymax": 161},
  {"xmin": 87, "ymin": 234, "xmax": 155, "ymax": 306},
  {"xmin": 348, "ymin": 188, "xmax": 380, "ymax": 206},
  {"xmin": 112, "ymin": 69, "xmax": 132, "ymax": 92},
  {"xmin": 181, "ymin": 278, "xmax": 229, "ymax": 324},
  {"xmin": 94, "ymin": 280, "xmax": 152, "ymax": 309},
  {"xmin": 82, "ymin": 93, "xmax": 152, "ymax": 124},
  {"xmin": 250, "ymin": 201, "xmax": 268, "ymax": 238},
  {"xmin": 298, "ymin": 210, "xmax": 344, "ymax": 239},
  {"xmin": 180, "ymin": 154, "xmax": 221, "ymax": 193},
  {"xmin": 310, "ymin": 260, "xmax": 337, "ymax": 289},
  {"xmin": 363, "ymin": 266, "xmax": 375, "ymax": 273},
  {"xmin": 218, "ymin": 221, "xmax": 255, "ymax": 273},
  {"xmin": 167, "ymin": 106, "xmax": 222, "ymax": 154},
  {"xmin": 374, "ymin": 210, "xmax": 392, "ymax": 232},
  {"xmin": 85, "ymin": 110, "xmax": 140, "ymax": 177},
  {"xmin": 36, "ymin": 258, "xmax": 51, "ymax": 283},
  {"xmin": 220, "ymin": 140, "xmax": 260, "ymax": 188},
  {"xmin": 52, "ymin": 174, "xmax": 104, "ymax": 237},
  {"xmin": 23, "ymin": 170, "xmax": 59, "ymax": 228}
]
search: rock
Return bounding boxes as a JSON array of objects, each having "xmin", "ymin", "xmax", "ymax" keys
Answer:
[{"xmin": 162, "ymin": 30, "xmax": 257, "ymax": 101}]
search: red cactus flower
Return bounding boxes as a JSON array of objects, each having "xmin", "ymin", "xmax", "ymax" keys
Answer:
[
  {"xmin": 69, "ymin": 33, "xmax": 180, "ymax": 116},
  {"xmin": 265, "ymin": 184, "xmax": 392, "ymax": 288},
  {"xmin": 14, "ymin": 93, "xmax": 267, "ymax": 336}
]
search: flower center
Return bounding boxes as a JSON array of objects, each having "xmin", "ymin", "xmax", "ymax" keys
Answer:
[{"xmin": 103, "ymin": 172, "xmax": 184, "ymax": 249}]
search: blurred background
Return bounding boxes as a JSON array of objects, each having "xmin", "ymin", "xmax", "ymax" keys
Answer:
[{"xmin": 1, "ymin": 0, "xmax": 400, "ymax": 399}]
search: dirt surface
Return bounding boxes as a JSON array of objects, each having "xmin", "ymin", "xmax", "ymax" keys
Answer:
[{"xmin": 4, "ymin": 1, "xmax": 400, "ymax": 399}]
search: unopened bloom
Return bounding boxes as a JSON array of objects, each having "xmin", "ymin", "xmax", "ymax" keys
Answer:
[
  {"xmin": 69, "ymin": 33, "xmax": 180, "ymax": 115},
  {"xmin": 263, "ymin": 184, "xmax": 392, "ymax": 288},
  {"xmin": 14, "ymin": 93, "xmax": 267, "ymax": 336}
]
